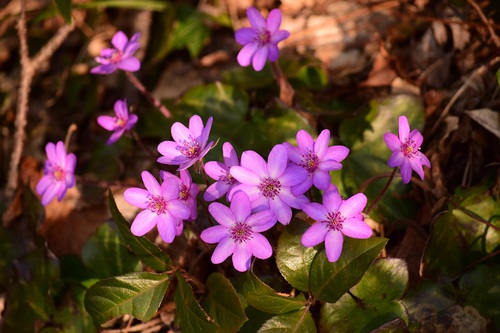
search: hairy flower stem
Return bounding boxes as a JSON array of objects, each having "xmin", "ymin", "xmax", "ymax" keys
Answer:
[
  {"xmin": 131, "ymin": 130, "xmax": 158, "ymax": 161},
  {"xmin": 270, "ymin": 61, "xmax": 295, "ymax": 107},
  {"xmin": 365, "ymin": 167, "xmax": 397, "ymax": 214},
  {"xmin": 125, "ymin": 71, "xmax": 171, "ymax": 118}
]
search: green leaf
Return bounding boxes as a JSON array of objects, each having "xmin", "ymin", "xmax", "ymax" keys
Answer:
[
  {"xmin": 257, "ymin": 309, "xmax": 316, "ymax": 333},
  {"xmin": 81, "ymin": 223, "xmax": 141, "ymax": 279},
  {"xmin": 201, "ymin": 273, "xmax": 247, "ymax": 332},
  {"xmin": 84, "ymin": 272, "xmax": 170, "ymax": 325},
  {"xmin": 459, "ymin": 264, "xmax": 500, "ymax": 329},
  {"xmin": 309, "ymin": 237, "xmax": 388, "ymax": 303},
  {"xmin": 74, "ymin": 0, "xmax": 167, "ymax": 11},
  {"xmin": 175, "ymin": 271, "xmax": 218, "ymax": 333},
  {"xmin": 276, "ymin": 219, "xmax": 318, "ymax": 291},
  {"xmin": 241, "ymin": 271, "xmax": 307, "ymax": 315},
  {"xmin": 422, "ymin": 180, "xmax": 500, "ymax": 282},
  {"xmin": 319, "ymin": 258, "xmax": 409, "ymax": 332},
  {"xmin": 109, "ymin": 190, "xmax": 173, "ymax": 272},
  {"xmin": 53, "ymin": 0, "xmax": 72, "ymax": 23},
  {"xmin": 168, "ymin": 4, "xmax": 209, "ymax": 58},
  {"xmin": 497, "ymin": 68, "xmax": 500, "ymax": 87}
]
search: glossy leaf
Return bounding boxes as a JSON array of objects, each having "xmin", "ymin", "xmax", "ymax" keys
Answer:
[
  {"xmin": 201, "ymin": 273, "xmax": 247, "ymax": 332},
  {"xmin": 109, "ymin": 190, "xmax": 173, "ymax": 272},
  {"xmin": 459, "ymin": 264, "xmax": 500, "ymax": 329},
  {"xmin": 257, "ymin": 309, "xmax": 316, "ymax": 333},
  {"xmin": 319, "ymin": 258, "xmax": 409, "ymax": 332},
  {"xmin": 175, "ymin": 271, "xmax": 218, "ymax": 332},
  {"xmin": 310, "ymin": 237, "xmax": 388, "ymax": 303},
  {"xmin": 276, "ymin": 218, "xmax": 318, "ymax": 291},
  {"xmin": 422, "ymin": 180, "xmax": 500, "ymax": 282},
  {"xmin": 81, "ymin": 223, "xmax": 141, "ymax": 279},
  {"xmin": 53, "ymin": 0, "xmax": 72, "ymax": 23},
  {"xmin": 241, "ymin": 271, "xmax": 307, "ymax": 315},
  {"xmin": 84, "ymin": 272, "xmax": 170, "ymax": 325}
]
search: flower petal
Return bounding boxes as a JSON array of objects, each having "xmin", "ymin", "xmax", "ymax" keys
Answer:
[
  {"xmin": 400, "ymin": 159, "xmax": 412, "ymax": 184},
  {"xmin": 235, "ymin": 27, "xmax": 257, "ymax": 45},
  {"xmin": 246, "ymin": 209, "xmax": 276, "ymax": 231},
  {"xmin": 111, "ymin": 31, "xmax": 128, "ymax": 50},
  {"xmin": 269, "ymin": 197, "xmax": 292, "ymax": 225},
  {"xmin": 388, "ymin": 151, "xmax": 404, "ymax": 168},
  {"xmin": 141, "ymin": 171, "xmax": 161, "ymax": 196},
  {"xmin": 325, "ymin": 230, "xmax": 344, "ymax": 262},
  {"xmin": 323, "ymin": 184, "xmax": 342, "ymax": 210},
  {"xmin": 409, "ymin": 156, "xmax": 425, "ymax": 180},
  {"xmin": 270, "ymin": 30, "xmax": 290, "ymax": 44},
  {"xmin": 124, "ymin": 188, "xmax": 149, "ymax": 209},
  {"xmin": 223, "ymin": 142, "xmax": 239, "ymax": 167},
  {"xmin": 283, "ymin": 143, "xmax": 302, "ymax": 164},
  {"xmin": 322, "ymin": 145, "xmax": 350, "ymax": 163},
  {"xmin": 204, "ymin": 181, "xmax": 230, "ymax": 202},
  {"xmin": 279, "ymin": 187, "xmax": 308, "ymax": 209},
  {"xmin": 247, "ymin": 7, "xmax": 266, "ymax": 29},
  {"xmin": 409, "ymin": 129, "xmax": 423, "ymax": 148},
  {"xmin": 342, "ymin": 219, "xmax": 372, "ymax": 239},
  {"xmin": 167, "ymin": 199, "xmax": 191, "ymax": 220},
  {"xmin": 339, "ymin": 193, "xmax": 367, "ymax": 219},
  {"xmin": 237, "ymin": 42, "xmax": 258, "ymax": 67},
  {"xmin": 232, "ymin": 245, "xmax": 253, "ymax": 272},
  {"xmin": 230, "ymin": 166, "xmax": 261, "ymax": 185},
  {"xmin": 201, "ymin": 225, "xmax": 228, "ymax": 244},
  {"xmin": 231, "ymin": 192, "xmax": 251, "ymax": 222},
  {"xmin": 291, "ymin": 176, "xmax": 313, "ymax": 196},
  {"xmin": 268, "ymin": 44, "xmax": 279, "ymax": 62},
  {"xmin": 301, "ymin": 222, "xmax": 328, "ymax": 247},
  {"xmin": 252, "ymin": 45, "xmax": 269, "ymax": 71},
  {"xmin": 212, "ymin": 237, "xmax": 236, "ymax": 264},
  {"xmin": 97, "ymin": 116, "xmax": 116, "ymax": 131},
  {"xmin": 311, "ymin": 171, "xmax": 330, "ymax": 191},
  {"xmin": 171, "ymin": 121, "xmax": 192, "ymax": 144},
  {"xmin": 296, "ymin": 130, "xmax": 314, "ymax": 151},
  {"xmin": 240, "ymin": 150, "xmax": 268, "ymax": 177},
  {"xmin": 384, "ymin": 132, "xmax": 401, "ymax": 151},
  {"xmin": 130, "ymin": 210, "xmax": 157, "ymax": 236},
  {"xmin": 209, "ymin": 202, "xmax": 236, "ymax": 227},
  {"xmin": 116, "ymin": 57, "xmax": 140, "ymax": 72},
  {"xmin": 268, "ymin": 144, "xmax": 288, "ymax": 178},
  {"xmin": 198, "ymin": 116, "xmax": 213, "ymax": 147},
  {"xmin": 303, "ymin": 202, "xmax": 328, "ymax": 221},
  {"xmin": 279, "ymin": 165, "xmax": 308, "ymax": 187},
  {"xmin": 156, "ymin": 212, "xmax": 177, "ymax": 243},
  {"xmin": 314, "ymin": 129, "xmax": 330, "ymax": 157},
  {"xmin": 398, "ymin": 116, "xmax": 410, "ymax": 141},
  {"xmin": 266, "ymin": 8, "xmax": 282, "ymax": 33},
  {"xmin": 248, "ymin": 233, "xmax": 272, "ymax": 259}
]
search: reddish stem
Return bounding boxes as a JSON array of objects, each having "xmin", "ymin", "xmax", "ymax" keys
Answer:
[{"xmin": 125, "ymin": 71, "xmax": 171, "ymax": 118}]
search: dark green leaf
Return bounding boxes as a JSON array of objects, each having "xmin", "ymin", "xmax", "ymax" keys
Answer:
[
  {"xmin": 84, "ymin": 272, "xmax": 170, "ymax": 325},
  {"xmin": 319, "ymin": 258, "xmax": 409, "ymax": 332},
  {"xmin": 168, "ymin": 4, "xmax": 209, "ymax": 58},
  {"xmin": 81, "ymin": 223, "xmax": 141, "ymax": 279},
  {"xmin": 276, "ymin": 218, "xmax": 318, "ymax": 291},
  {"xmin": 174, "ymin": 271, "xmax": 218, "ymax": 333},
  {"xmin": 257, "ymin": 309, "xmax": 316, "ymax": 333},
  {"xmin": 74, "ymin": 0, "xmax": 167, "ymax": 11},
  {"xmin": 310, "ymin": 237, "xmax": 388, "ymax": 303},
  {"xmin": 201, "ymin": 273, "xmax": 248, "ymax": 332},
  {"xmin": 459, "ymin": 264, "xmax": 500, "ymax": 329},
  {"xmin": 109, "ymin": 190, "xmax": 173, "ymax": 271},
  {"xmin": 53, "ymin": 0, "xmax": 72, "ymax": 23},
  {"xmin": 241, "ymin": 271, "xmax": 307, "ymax": 315}
]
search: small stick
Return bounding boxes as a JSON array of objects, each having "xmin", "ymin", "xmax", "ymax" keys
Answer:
[
  {"xmin": 125, "ymin": 71, "xmax": 171, "ymax": 118},
  {"xmin": 467, "ymin": 0, "xmax": 500, "ymax": 48}
]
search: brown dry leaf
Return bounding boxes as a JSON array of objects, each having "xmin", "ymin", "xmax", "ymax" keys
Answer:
[
  {"xmin": 359, "ymin": 50, "xmax": 397, "ymax": 87},
  {"xmin": 465, "ymin": 108, "xmax": 500, "ymax": 139}
]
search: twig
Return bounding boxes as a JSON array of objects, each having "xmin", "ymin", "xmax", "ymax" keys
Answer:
[
  {"xmin": 365, "ymin": 168, "xmax": 397, "ymax": 214},
  {"xmin": 5, "ymin": 0, "xmax": 75, "ymax": 200},
  {"xmin": 125, "ymin": 71, "xmax": 171, "ymax": 118},
  {"xmin": 270, "ymin": 61, "xmax": 295, "ymax": 107},
  {"xmin": 467, "ymin": 0, "xmax": 500, "ymax": 48}
]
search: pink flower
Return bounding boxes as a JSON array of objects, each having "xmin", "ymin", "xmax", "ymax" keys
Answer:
[
  {"xmin": 204, "ymin": 142, "xmax": 240, "ymax": 202},
  {"xmin": 235, "ymin": 7, "xmax": 290, "ymax": 71},
  {"xmin": 124, "ymin": 171, "xmax": 190, "ymax": 243},
  {"xmin": 201, "ymin": 191, "xmax": 275, "ymax": 272},
  {"xmin": 160, "ymin": 169, "xmax": 199, "ymax": 221},
  {"xmin": 97, "ymin": 99, "xmax": 138, "ymax": 144},
  {"xmin": 284, "ymin": 129, "xmax": 349, "ymax": 195},
  {"xmin": 301, "ymin": 184, "xmax": 372, "ymax": 262},
  {"xmin": 383, "ymin": 116, "xmax": 431, "ymax": 184},
  {"xmin": 90, "ymin": 31, "xmax": 141, "ymax": 75},
  {"xmin": 157, "ymin": 115, "xmax": 214, "ymax": 171},
  {"xmin": 230, "ymin": 144, "xmax": 308, "ymax": 225},
  {"xmin": 36, "ymin": 141, "xmax": 76, "ymax": 206}
]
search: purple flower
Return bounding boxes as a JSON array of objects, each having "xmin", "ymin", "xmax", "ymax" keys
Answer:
[
  {"xmin": 230, "ymin": 144, "xmax": 308, "ymax": 225},
  {"xmin": 235, "ymin": 7, "xmax": 290, "ymax": 71},
  {"xmin": 301, "ymin": 184, "xmax": 372, "ymax": 262},
  {"xmin": 383, "ymin": 116, "xmax": 431, "ymax": 184},
  {"xmin": 284, "ymin": 129, "xmax": 349, "ymax": 195},
  {"xmin": 36, "ymin": 141, "xmax": 77, "ymax": 206},
  {"xmin": 160, "ymin": 169, "xmax": 199, "ymax": 221},
  {"xmin": 201, "ymin": 191, "xmax": 275, "ymax": 272},
  {"xmin": 97, "ymin": 99, "xmax": 138, "ymax": 144},
  {"xmin": 157, "ymin": 115, "xmax": 214, "ymax": 171},
  {"xmin": 124, "ymin": 171, "xmax": 190, "ymax": 243},
  {"xmin": 204, "ymin": 142, "xmax": 240, "ymax": 202},
  {"xmin": 90, "ymin": 31, "xmax": 141, "ymax": 75}
]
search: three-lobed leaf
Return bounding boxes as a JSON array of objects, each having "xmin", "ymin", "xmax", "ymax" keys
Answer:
[
  {"xmin": 109, "ymin": 190, "xmax": 173, "ymax": 272},
  {"xmin": 310, "ymin": 237, "xmax": 388, "ymax": 303},
  {"xmin": 276, "ymin": 218, "xmax": 318, "ymax": 291},
  {"xmin": 241, "ymin": 271, "xmax": 307, "ymax": 315},
  {"xmin": 84, "ymin": 272, "xmax": 170, "ymax": 325},
  {"xmin": 201, "ymin": 273, "xmax": 248, "ymax": 332}
]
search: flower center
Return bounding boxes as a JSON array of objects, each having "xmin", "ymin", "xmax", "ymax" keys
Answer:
[
  {"xmin": 108, "ymin": 50, "xmax": 123, "ymax": 64},
  {"xmin": 219, "ymin": 172, "xmax": 236, "ymax": 186},
  {"xmin": 178, "ymin": 139, "xmax": 201, "ymax": 159},
  {"xmin": 257, "ymin": 29, "xmax": 271, "ymax": 46},
  {"xmin": 52, "ymin": 167, "xmax": 65, "ymax": 181},
  {"xmin": 300, "ymin": 151, "xmax": 320, "ymax": 173},
  {"xmin": 147, "ymin": 195, "xmax": 168, "ymax": 215},
  {"xmin": 179, "ymin": 183, "xmax": 190, "ymax": 202},
  {"xmin": 258, "ymin": 178, "xmax": 281, "ymax": 199},
  {"xmin": 323, "ymin": 211, "xmax": 345, "ymax": 232},
  {"xmin": 230, "ymin": 222, "xmax": 252, "ymax": 244},
  {"xmin": 401, "ymin": 139, "xmax": 417, "ymax": 158}
]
